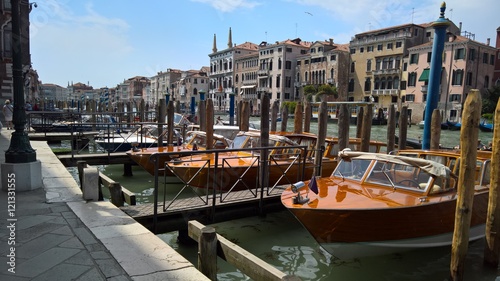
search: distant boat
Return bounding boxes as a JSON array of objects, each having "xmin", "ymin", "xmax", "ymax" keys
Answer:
[
  {"xmin": 479, "ymin": 119, "xmax": 494, "ymax": 132},
  {"xmin": 441, "ymin": 120, "xmax": 461, "ymax": 131}
]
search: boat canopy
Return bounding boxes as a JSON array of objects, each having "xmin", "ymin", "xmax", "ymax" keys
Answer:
[{"xmin": 338, "ymin": 149, "xmax": 452, "ymax": 179}]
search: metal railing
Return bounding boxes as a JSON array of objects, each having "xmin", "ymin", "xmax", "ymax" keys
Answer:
[{"xmin": 149, "ymin": 144, "xmax": 322, "ymax": 231}]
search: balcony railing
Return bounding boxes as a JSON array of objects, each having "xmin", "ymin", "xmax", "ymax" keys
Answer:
[
  {"xmin": 371, "ymin": 89, "xmax": 400, "ymax": 96},
  {"xmin": 257, "ymin": 69, "xmax": 269, "ymax": 76},
  {"xmin": 372, "ymin": 68, "xmax": 400, "ymax": 75}
]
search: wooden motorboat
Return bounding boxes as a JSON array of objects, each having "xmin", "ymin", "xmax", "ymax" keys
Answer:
[
  {"xmin": 166, "ymin": 131, "xmax": 386, "ymax": 192},
  {"xmin": 281, "ymin": 149, "xmax": 491, "ymax": 259},
  {"xmin": 166, "ymin": 131, "xmax": 320, "ymax": 191},
  {"xmin": 479, "ymin": 119, "xmax": 494, "ymax": 132},
  {"xmin": 126, "ymin": 130, "xmax": 232, "ymax": 176}
]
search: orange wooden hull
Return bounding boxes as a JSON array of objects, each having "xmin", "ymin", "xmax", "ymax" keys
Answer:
[{"xmin": 169, "ymin": 153, "xmax": 338, "ymax": 191}]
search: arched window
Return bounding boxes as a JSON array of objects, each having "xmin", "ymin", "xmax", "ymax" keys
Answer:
[
  {"xmin": 387, "ymin": 77, "xmax": 393, "ymax": 89},
  {"xmin": 364, "ymin": 77, "xmax": 371, "ymax": 91},
  {"xmin": 393, "ymin": 76, "xmax": 400, "ymax": 89},
  {"xmin": 374, "ymin": 78, "xmax": 380, "ymax": 89},
  {"xmin": 485, "ymin": 75, "xmax": 490, "ymax": 88},
  {"xmin": 330, "ymin": 68, "xmax": 334, "ymax": 79},
  {"xmin": 348, "ymin": 79, "xmax": 355, "ymax": 92},
  {"xmin": 380, "ymin": 78, "xmax": 386, "ymax": 89},
  {"xmin": 367, "ymin": 59, "xmax": 372, "ymax": 71}
]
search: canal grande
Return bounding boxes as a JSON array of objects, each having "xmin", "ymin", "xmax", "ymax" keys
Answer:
[{"xmin": 68, "ymin": 120, "xmax": 496, "ymax": 281}]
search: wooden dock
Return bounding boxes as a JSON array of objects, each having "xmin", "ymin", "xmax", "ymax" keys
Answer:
[
  {"xmin": 28, "ymin": 131, "xmax": 99, "ymax": 141},
  {"xmin": 58, "ymin": 152, "xmax": 135, "ymax": 166},
  {"xmin": 120, "ymin": 187, "xmax": 286, "ymax": 233}
]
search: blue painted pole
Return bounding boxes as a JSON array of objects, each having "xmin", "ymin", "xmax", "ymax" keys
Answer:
[
  {"xmin": 199, "ymin": 91, "xmax": 205, "ymax": 101},
  {"xmin": 165, "ymin": 94, "xmax": 170, "ymax": 104},
  {"xmin": 422, "ymin": 3, "xmax": 450, "ymax": 150},
  {"xmin": 229, "ymin": 93, "xmax": 235, "ymax": 126}
]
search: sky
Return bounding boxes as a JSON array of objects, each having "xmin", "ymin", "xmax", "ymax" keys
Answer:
[{"xmin": 29, "ymin": 0, "xmax": 499, "ymax": 89}]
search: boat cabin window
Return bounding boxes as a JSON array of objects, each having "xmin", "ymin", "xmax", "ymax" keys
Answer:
[
  {"xmin": 478, "ymin": 160, "xmax": 491, "ymax": 186},
  {"xmin": 333, "ymin": 159, "xmax": 371, "ymax": 181}
]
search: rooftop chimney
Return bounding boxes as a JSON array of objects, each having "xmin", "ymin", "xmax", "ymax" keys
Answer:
[
  {"xmin": 487, "ymin": 38, "xmax": 490, "ymax": 46},
  {"xmin": 459, "ymin": 22, "xmax": 462, "ymax": 33}
]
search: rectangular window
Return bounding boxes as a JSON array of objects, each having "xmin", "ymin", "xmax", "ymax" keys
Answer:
[
  {"xmin": 427, "ymin": 52, "xmax": 432, "ymax": 63},
  {"xmin": 483, "ymin": 52, "xmax": 489, "ymax": 63},
  {"xmin": 367, "ymin": 46, "xmax": 373, "ymax": 52},
  {"xmin": 278, "ymin": 47, "xmax": 282, "ymax": 52},
  {"xmin": 285, "ymin": 61, "xmax": 292, "ymax": 69},
  {"xmin": 410, "ymin": 54, "xmax": 419, "ymax": 64},
  {"xmin": 426, "ymin": 31, "xmax": 431, "ymax": 38},
  {"xmin": 423, "ymin": 94, "xmax": 427, "ymax": 102},
  {"xmin": 469, "ymin": 49, "xmax": 475, "ymax": 61},
  {"xmin": 387, "ymin": 43, "xmax": 393, "ymax": 49},
  {"xmin": 350, "ymin": 48, "xmax": 356, "ymax": 54},
  {"xmin": 466, "ymin": 72, "xmax": 473, "ymax": 86},
  {"xmin": 454, "ymin": 48, "xmax": 465, "ymax": 60},
  {"xmin": 350, "ymin": 62, "xmax": 355, "ymax": 73},
  {"xmin": 452, "ymin": 69, "xmax": 464, "ymax": 85},
  {"xmin": 396, "ymin": 41, "xmax": 402, "ymax": 48},
  {"xmin": 286, "ymin": 47, "xmax": 292, "ymax": 52},
  {"xmin": 406, "ymin": 94, "xmax": 415, "ymax": 102},
  {"xmin": 449, "ymin": 94, "xmax": 461, "ymax": 102},
  {"xmin": 330, "ymin": 54, "xmax": 336, "ymax": 61},
  {"xmin": 285, "ymin": 76, "xmax": 291, "ymax": 88},
  {"xmin": 377, "ymin": 44, "xmax": 383, "ymax": 51},
  {"xmin": 360, "ymin": 47, "xmax": 364, "ymax": 53},
  {"xmin": 408, "ymin": 72, "xmax": 417, "ymax": 87},
  {"xmin": 491, "ymin": 54, "xmax": 495, "ymax": 65}
]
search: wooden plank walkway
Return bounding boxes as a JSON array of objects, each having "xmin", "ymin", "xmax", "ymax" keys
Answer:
[
  {"xmin": 120, "ymin": 186, "xmax": 287, "ymax": 233},
  {"xmin": 58, "ymin": 152, "xmax": 135, "ymax": 166},
  {"xmin": 28, "ymin": 131, "xmax": 100, "ymax": 141}
]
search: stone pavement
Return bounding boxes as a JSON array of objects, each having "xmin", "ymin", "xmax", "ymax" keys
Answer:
[{"xmin": 0, "ymin": 129, "xmax": 209, "ymax": 280}]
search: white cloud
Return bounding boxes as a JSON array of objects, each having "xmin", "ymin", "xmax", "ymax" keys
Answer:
[{"xmin": 191, "ymin": 0, "xmax": 262, "ymax": 12}]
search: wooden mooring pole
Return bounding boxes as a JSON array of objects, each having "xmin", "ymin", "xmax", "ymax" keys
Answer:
[
  {"xmin": 293, "ymin": 102, "xmax": 303, "ymax": 134},
  {"xmin": 430, "ymin": 109, "xmax": 441, "ymax": 150},
  {"xmin": 198, "ymin": 226, "xmax": 217, "ymax": 281},
  {"xmin": 450, "ymin": 89, "xmax": 481, "ymax": 280},
  {"xmin": 484, "ymin": 99, "xmax": 500, "ymax": 266},
  {"xmin": 303, "ymin": 102, "xmax": 311, "ymax": 133},
  {"xmin": 280, "ymin": 105, "xmax": 288, "ymax": 132},
  {"xmin": 386, "ymin": 104, "xmax": 396, "ymax": 153}
]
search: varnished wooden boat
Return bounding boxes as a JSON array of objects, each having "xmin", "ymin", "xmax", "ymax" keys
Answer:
[
  {"xmin": 126, "ymin": 130, "xmax": 232, "ymax": 176},
  {"xmin": 166, "ymin": 131, "xmax": 387, "ymax": 192},
  {"xmin": 281, "ymin": 149, "xmax": 491, "ymax": 259},
  {"xmin": 167, "ymin": 131, "xmax": 322, "ymax": 191}
]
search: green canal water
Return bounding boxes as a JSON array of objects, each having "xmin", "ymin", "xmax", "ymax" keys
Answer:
[{"xmin": 66, "ymin": 121, "xmax": 496, "ymax": 281}]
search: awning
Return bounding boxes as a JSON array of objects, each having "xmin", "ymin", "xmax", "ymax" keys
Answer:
[
  {"xmin": 241, "ymin": 85, "xmax": 256, "ymax": 89},
  {"xmin": 418, "ymin": 69, "xmax": 430, "ymax": 82}
]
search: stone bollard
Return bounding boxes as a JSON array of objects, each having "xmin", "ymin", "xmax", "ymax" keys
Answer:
[{"xmin": 82, "ymin": 167, "xmax": 99, "ymax": 201}]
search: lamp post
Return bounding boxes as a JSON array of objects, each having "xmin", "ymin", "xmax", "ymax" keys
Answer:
[
  {"xmin": 5, "ymin": 0, "xmax": 36, "ymax": 163},
  {"xmin": 2, "ymin": 0, "xmax": 41, "ymax": 192}
]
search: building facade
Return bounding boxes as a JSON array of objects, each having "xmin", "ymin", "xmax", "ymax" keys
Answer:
[
  {"xmin": 407, "ymin": 34, "xmax": 497, "ymax": 122},
  {"xmin": 348, "ymin": 22, "xmax": 460, "ymax": 119}
]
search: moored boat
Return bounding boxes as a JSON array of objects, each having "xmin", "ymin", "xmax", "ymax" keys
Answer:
[
  {"xmin": 166, "ymin": 131, "xmax": 387, "ymax": 192},
  {"xmin": 281, "ymin": 149, "xmax": 491, "ymax": 259},
  {"xmin": 126, "ymin": 130, "xmax": 232, "ymax": 176},
  {"xmin": 479, "ymin": 118, "xmax": 494, "ymax": 132}
]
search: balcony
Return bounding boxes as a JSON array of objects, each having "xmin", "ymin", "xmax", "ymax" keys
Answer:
[
  {"xmin": 372, "ymin": 68, "xmax": 400, "ymax": 76},
  {"xmin": 371, "ymin": 89, "xmax": 400, "ymax": 96},
  {"xmin": 257, "ymin": 87, "xmax": 269, "ymax": 93},
  {"xmin": 257, "ymin": 69, "xmax": 269, "ymax": 76}
]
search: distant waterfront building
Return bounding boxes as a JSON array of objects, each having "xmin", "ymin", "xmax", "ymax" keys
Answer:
[
  {"xmin": 209, "ymin": 27, "xmax": 259, "ymax": 112},
  {"xmin": 348, "ymin": 22, "xmax": 460, "ymax": 119},
  {"xmin": 150, "ymin": 69, "xmax": 182, "ymax": 106},
  {"xmin": 234, "ymin": 51, "xmax": 259, "ymax": 114},
  {"xmin": 295, "ymin": 38, "xmax": 350, "ymax": 101},
  {"xmin": 173, "ymin": 68, "xmax": 209, "ymax": 113},
  {"xmin": 407, "ymin": 33, "xmax": 496, "ymax": 122}
]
